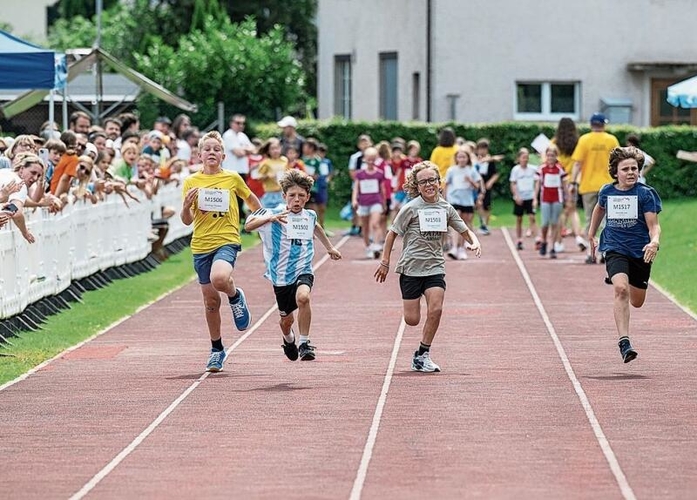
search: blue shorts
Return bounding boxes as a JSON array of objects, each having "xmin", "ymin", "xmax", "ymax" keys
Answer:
[
  {"xmin": 261, "ymin": 191, "xmax": 284, "ymax": 208},
  {"xmin": 193, "ymin": 244, "xmax": 241, "ymax": 285}
]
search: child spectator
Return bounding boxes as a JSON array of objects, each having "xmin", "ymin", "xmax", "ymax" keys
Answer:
[
  {"xmin": 244, "ymin": 169, "xmax": 342, "ymax": 362},
  {"xmin": 286, "ymin": 144, "xmax": 306, "ymax": 172},
  {"xmin": 246, "ymin": 138, "xmax": 266, "ymax": 200},
  {"xmin": 109, "ymin": 143, "xmax": 139, "ymax": 184},
  {"xmin": 444, "ymin": 147, "xmax": 483, "ymax": 260},
  {"xmin": 50, "ymin": 131, "xmax": 79, "ymax": 196},
  {"xmin": 257, "ymin": 137, "xmax": 289, "ymax": 208},
  {"xmin": 301, "ymin": 138, "xmax": 323, "ymax": 214},
  {"xmin": 43, "ymin": 138, "xmax": 66, "ymax": 191},
  {"xmin": 352, "ymin": 147, "xmax": 386, "ymax": 259},
  {"xmin": 509, "ymin": 147, "xmax": 539, "ymax": 250},
  {"xmin": 142, "ymin": 130, "xmax": 165, "ymax": 166},
  {"xmin": 475, "ymin": 138, "xmax": 502, "ymax": 235},
  {"xmin": 316, "ymin": 142, "xmax": 334, "ymax": 230},
  {"xmin": 537, "ymin": 145, "xmax": 567, "ymax": 259}
]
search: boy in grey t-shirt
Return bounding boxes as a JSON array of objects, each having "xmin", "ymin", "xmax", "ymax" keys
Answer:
[{"xmin": 375, "ymin": 161, "xmax": 482, "ymax": 372}]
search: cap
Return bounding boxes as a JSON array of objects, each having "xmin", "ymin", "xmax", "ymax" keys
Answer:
[
  {"xmin": 155, "ymin": 116, "xmax": 172, "ymax": 125},
  {"xmin": 84, "ymin": 143, "xmax": 98, "ymax": 157},
  {"xmin": 590, "ymin": 113, "xmax": 608, "ymax": 125},
  {"xmin": 148, "ymin": 130, "xmax": 164, "ymax": 141},
  {"xmin": 390, "ymin": 141, "xmax": 404, "ymax": 151},
  {"xmin": 277, "ymin": 115, "xmax": 298, "ymax": 128}
]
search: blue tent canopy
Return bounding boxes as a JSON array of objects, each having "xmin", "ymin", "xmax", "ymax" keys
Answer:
[{"xmin": 0, "ymin": 29, "xmax": 66, "ymax": 90}]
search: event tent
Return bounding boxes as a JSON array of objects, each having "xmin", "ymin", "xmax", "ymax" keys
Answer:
[{"xmin": 0, "ymin": 29, "xmax": 66, "ymax": 90}]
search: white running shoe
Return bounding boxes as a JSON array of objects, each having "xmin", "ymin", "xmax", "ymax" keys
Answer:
[
  {"xmin": 411, "ymin": 350, "xmax": 441, "ymax": 372},
  {"xmin": 365, "ymin": 247, "xmax": 374, "ymax": 259},
  {"xmin": 575, "ymin": 235, "xmax": 588, "ymax": 251},
  {"xmin": 457, "ymin": 248, "xmax": 468, "ymax": 260},
  {"xmin": 554, "ymin": 242, "xmax": 565, "ymax": 253}
]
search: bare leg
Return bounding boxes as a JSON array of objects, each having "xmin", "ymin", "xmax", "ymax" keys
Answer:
[
  {"xmin": 209, "ymin": 260, "xmax": 237, "ymax": 297},
  {"xmin": 611, "ymin": 274, "xmax": 631, "ymax": 339},
  {"xmin": 295, "ymin": 285, "xmax": 312, "ymax": 336},
  {"xmin": 200, "ymin": 284, "xmax": 222, "ymax": 341},
  {"xmin": 421, "ymin": 287, "xmax": 445, "ymax": 345},
  {"xmin": 403, "ymin": 297, "xmax": 421, "ymax": 326}
]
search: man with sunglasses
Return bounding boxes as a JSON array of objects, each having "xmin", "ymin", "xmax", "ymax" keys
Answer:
[{"xmin": 374, "ymin": 161, "xmax": 482, "ymax": 373}]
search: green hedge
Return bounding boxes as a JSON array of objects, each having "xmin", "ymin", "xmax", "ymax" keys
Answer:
[{"xmin": 252, "ymin": 119, "xmax": 697, "ymax": 206}]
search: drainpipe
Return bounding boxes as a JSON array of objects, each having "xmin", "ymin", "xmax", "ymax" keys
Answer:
[{"xmin": 426, "ymin": 0, "xmax": 432, "ymax": 122}]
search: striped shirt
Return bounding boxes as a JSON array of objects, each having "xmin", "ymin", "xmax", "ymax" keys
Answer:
[{"xmin": 253, "ymin": 206, "xmax": 317, "ymax": 286}]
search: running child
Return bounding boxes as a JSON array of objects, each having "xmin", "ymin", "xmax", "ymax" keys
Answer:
[
  {"xmin": 374, "ymin": 161, "xmax": 482, "ymax": 372},
  {"xmin": 181, "ymin": 131, "xmax": 262, "ymax": 372},
  {"xmin": 244, "ymin": 169, "xmax": 342, "ymax": 361},
  {"xmin": 352, "ymin": 147, "xmax": 386, "ymax": 259},
  {"xmin": 537, "ymin": 145, "xmax": 567, "ymax": 259},
  {"xmin": 588, "ymin": 146, "xmax": 662, "ymax": 363},
  {"xmin": 509, "ymin": 147, "xmax": 539, "ymax": 250},
  {"xmin": 444, "ymin": 147, "xmax": 483, "ymax": 260}
]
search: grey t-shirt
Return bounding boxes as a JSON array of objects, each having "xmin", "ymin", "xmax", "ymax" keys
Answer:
[{"xmin": 390, "ymin": 196, "xmax": 467, "ymax": 276}]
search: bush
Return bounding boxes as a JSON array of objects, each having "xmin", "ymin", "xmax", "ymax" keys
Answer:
[{"xmin": 253, "ymin": 120, "xmax": 697, "ymax": 206}]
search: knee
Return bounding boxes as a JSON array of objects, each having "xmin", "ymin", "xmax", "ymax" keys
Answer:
[
  {"xmin": 427, "ymin": 304, "xmax": 443, "ymax": 319},
  {"xmin": 210, "ymin": 273, "xmax": 229, "ymax": 292},
  {"xmin": 279, "ymin": 314, "xmax": 294, "ymax": 328},
  {"xmin": 613, "ymin": 283, "xmax": 630, "ymax": 302},
  {"xmin": 296, "ymin": 291, "xmax": 311, "ymax": 308},
  {"xmin": 404, "ymin": 312, "xmax": 420, "ymax": 326}
]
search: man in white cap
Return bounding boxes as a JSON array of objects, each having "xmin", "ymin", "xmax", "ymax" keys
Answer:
[
  {"xmin": 570, "ymin": 112, "xmax": 620, "ymax": 263},
  {"xmin": 277, "ymin": 115, "xmax": 304, "ymax": 156}
]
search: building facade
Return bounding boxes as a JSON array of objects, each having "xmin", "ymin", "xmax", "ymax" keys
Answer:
[{"xmin": 317, "ymin": 0, "xmax": 697, "ymax": 126}]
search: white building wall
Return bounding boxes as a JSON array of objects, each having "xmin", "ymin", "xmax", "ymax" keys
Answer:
[
  {"xmin": 318, "ymin": 0, "xmax": 427, "ymax": 121},
  {"xmin": 0, "ymin": 0, "xmax": 54, "ymax": 41},
  {"xmin": 319, "ymin": 0, "xmax": 697, "ymax": 126}
]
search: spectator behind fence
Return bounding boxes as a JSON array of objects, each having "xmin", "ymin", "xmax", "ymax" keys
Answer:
[{"xmin": 0, "ymin": 153, "xmax": 46, "ymax": 243}]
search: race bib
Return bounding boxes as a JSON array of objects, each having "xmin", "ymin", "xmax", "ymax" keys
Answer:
[
  {"xmin": 198, "ymin": 188, "xmax": 229, "ymax": 212},
  {"xmin": 359, "ymin": 178, "xmax": 380, "ymax": 194},
  {"xmin": 418, "ymin": 208, "xmax": 447, "ymax": 232},
  {"xmin": 607, "ymin": 195, "xmax": 638, "ymax": 220},
  {"xmin": 543, "ymin": 174, "xmax": 561, "ymax": 188},
  {"xmin": 286, "ymin": 213, "xmax": 315, "ymax": 240},
  {"xmin": 305, "ymin": 165, "xmax": 316, "ymax": 176},
  {"xmin": 517, "ymin": 176, "xmax": 535, "ymax": 192}
]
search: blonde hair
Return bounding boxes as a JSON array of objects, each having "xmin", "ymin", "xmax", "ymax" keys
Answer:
[
  {"xmin": 121, "ymin": 142, "xmax": 138, "ymax": 156},
  {"xmin": 12, "ymin": 152, "xmax": 45, "ymax": 173},
  {"xmin": 7, "ymin": 135, "xmax": 36, "ymax": 159},
  {"xmin": 403, "ymin": 161, "xmax": 440, "ymax": 199},
  {"xmin": 197, "ymin": 130, "xmax": 224, "ymax": 151}
]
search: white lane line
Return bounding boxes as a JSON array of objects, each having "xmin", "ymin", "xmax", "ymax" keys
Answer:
[
  {"xmin": 349, "ymin": 318, "xmax": 406, "ymax": 500},
  {"xmin": 501, "ymin": 228, "xmax": 636, "ymax": 500},
  {"xmin": 0, "ymin": 283, "xmax": 195, "ymax": 393},
  {"xmin": 70, "ymin": 236, "xmax": 349, "ymax": 500},
  {"xmin": 650, "ymin": 281, "xmax": 697, "ymax": 322}
]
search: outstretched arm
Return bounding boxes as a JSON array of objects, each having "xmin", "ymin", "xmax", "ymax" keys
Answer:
[
  {"xmin": 313, "ymin": 223, "xmax": 341, "ymax": 260},
  {"xmin": 245, "ymin": 208, "xmax": 288, "ymax": 232}
]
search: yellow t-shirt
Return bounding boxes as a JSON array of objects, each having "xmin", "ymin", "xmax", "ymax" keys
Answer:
[
  {"xmin": 571, "ymin": 131, "xmax": 619, "ymax": 194},
  {"xmin": 429, "ymin": 146, "xmax": 459, "ymax": 179},
  {"xmin": 182, "ymin": 170, "xmax": 252, "ymax": 254},
  {"xmin": 257, "ymin": 156, "xmax": 289, "ymax": 193}
]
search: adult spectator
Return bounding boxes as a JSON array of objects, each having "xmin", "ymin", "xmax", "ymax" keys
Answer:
[
  {"xmin": 178, "ymin": 127, "xmax": 201, "ymax": 163},
  {"xmin": 118, "ymin": 112, "xmax": 140, "ymax": 134},
  {"xmin": 154, "ymin": 116, "xmax": 172, "ymax": 136},
  {"xmin": 222, "ymin": 114, "xmax": 254, "ymax": 177},
  {"xmin": 0, "ymin": 137, "xmax": 10, "ymax": 169},
  {"xmin": 0, "ymin": 153, "xmax": 45, "ymax": 243},
  {"xmin": 570, "ymin": 113, "xmax": 620, "ymax": 263},
  {"xmin": 429, "ymin": 127, "xmax": 458, "ymax": 180},
  {"xmin": 69, "ymin": 111, "xmax": 92, "ymax": 134},
  {"xmin": 277, "ymin": 115, "xmax": 304, "ymax": 156},
  {"xmin": 103, "ymin": 117, "xmax": 122, "ymax": 141}
]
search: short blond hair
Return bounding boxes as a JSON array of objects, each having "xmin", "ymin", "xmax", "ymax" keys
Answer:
[{"xmin": 198, "ymin": 130, "xmax": 224, "ymax": 151}]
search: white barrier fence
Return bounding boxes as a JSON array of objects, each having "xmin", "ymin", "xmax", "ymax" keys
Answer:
[{"xmin": 0, "ymin": 184, "xmax": 191, "ymax": 320}]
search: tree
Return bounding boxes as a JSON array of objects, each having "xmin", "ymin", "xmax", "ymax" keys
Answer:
[{"xmin": 134, "ymin": 17, "xmax": 307, "ymax": 127}]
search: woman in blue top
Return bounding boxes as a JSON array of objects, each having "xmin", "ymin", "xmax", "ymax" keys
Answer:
[{"xmin": 588, "ymin": 147, "xmax": 662, "ymax": 363}]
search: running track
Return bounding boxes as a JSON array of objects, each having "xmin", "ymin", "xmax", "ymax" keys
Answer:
[{"xmin": 1, "ymin": 230, "xmax": 696, "ymax": 499}]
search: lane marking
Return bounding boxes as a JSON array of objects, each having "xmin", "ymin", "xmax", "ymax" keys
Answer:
[
  {"xmin": 501, "ymin": 228, "xmax": 636, "ymax": 500},
  {"xmin": 350, "ymin": 318, "xmax": 406, "ymax": 500},
  {"xmin": 70, "ymin": 236, "xmax": 349, "ymax": 500},
  {"xmin": 650, "ymin": 281, "xmax": 697, "ymax": 322}
]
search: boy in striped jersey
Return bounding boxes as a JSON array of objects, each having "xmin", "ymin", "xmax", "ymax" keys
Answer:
[{"xmin": 245, "ymin": 169, "xmax": 342, "ymax": 361}]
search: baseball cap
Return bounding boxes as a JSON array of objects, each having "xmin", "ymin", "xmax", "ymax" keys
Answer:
[
  {"xmin": 148, "ymin": 130, "xmax": 164, "ymax": 141},
  {"xmin": 277, "ymin": 116, "xmax": 298, "ymax": 128},
  {"xmin": 590, "ymin": 113, "xmax": 608, "ymax": 125}
]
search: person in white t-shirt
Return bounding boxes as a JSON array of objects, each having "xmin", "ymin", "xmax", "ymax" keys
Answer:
[
  {"xmin": 509, "ymin": 148, "xmax": 540, "ymax": 250},
  {"xmin": 222, "ymin": 114, "xmax": 255, "ymax": 219}
]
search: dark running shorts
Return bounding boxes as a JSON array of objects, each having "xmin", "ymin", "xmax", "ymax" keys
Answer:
[
  {"xmin": 605, "ymin": 251, "xmax": 651, "ymax": 290},
  {"xmin": 513, "ymin": 199, "xmax": 535, "ymax": 216},
  {"xmin": 399, "ymin": 274, "xmax": 446, "ymax": 300},
  {"xmin": 452, "ymin": 204, "xmax": 475, "ymax": 214},
  {"xmin": 273, "ymin": 274, "xmax": 315, "ymax": 316}
]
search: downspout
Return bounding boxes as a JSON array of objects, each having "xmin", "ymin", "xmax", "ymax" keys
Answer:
[{"xmin": 426, "ymin": 0, "xmax": 432, "ymax": 122}]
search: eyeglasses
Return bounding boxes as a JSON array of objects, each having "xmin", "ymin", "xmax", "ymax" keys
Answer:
[
  {"xmin": 416, "ymin": 177, "xmax": 440, "ymax": 186},
  {"xmin": 234, "ymin": 120, "xmax": 246, "ymax": 125}
]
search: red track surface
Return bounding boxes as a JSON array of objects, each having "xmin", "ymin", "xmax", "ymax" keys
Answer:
[{"xmin": 1, "ymin": 230, "xmax": 695, "ymax": 499}]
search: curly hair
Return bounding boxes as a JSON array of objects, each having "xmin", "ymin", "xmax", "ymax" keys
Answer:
[
  {"xmin": 280, "ymin": 168, "xmax": 314, "ymax": 194},
  {"xmin": 608, "ymin": 146, "xmax": 644, "ymax": 179},
  {"xmin": 554, "ymin": 117, "xmax": 579, "ymax": 157},
  {"xmin": 403, "ymin": 161, "xmax": 440, "ymax": 199}
]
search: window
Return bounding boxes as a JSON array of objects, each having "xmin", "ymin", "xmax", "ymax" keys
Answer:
[
  {"xmin": 412, "ymin": 72, "xmax": 420, "ymax": 120},
  {"xmin": 334, "ymin": 55, "xmax": 352, "ymax": 119},
  {"xmin": 651, "ymin": 78, "xmax": 697, "ymax": 126},
  {"xmin": 380, "ymin": 52, "xmax": 398, "ymax": 120},
  {"xmin": 515, "ymin": 82, "xmax": 579, "ymax": 121}
]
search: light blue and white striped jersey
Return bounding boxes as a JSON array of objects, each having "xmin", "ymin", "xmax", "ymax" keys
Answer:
[{"xmin": 254, "ymin": 206, "xmax": 317, "ymax": 286}]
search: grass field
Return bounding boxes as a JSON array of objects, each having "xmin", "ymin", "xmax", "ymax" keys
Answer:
[{"xmin": 1, "ymin": 198, "xmax": 694, "ymax": 385}]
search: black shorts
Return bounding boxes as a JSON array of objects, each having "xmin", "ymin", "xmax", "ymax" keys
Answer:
[
  {"xmin": 399, "ymin": 274, "xmax": 446, "ymax": 300},
  {"xmin": 273, "ymin": 274, "xmax": 315, "ymax": 316},
  {"xmin": 452, "ymin": 204, "xmax": 474, "ymax": 214},
  {"xmin": 605, "ymin": 251, "xmax": 651, "ymax": 290},
  {"xmin": 513, "ymin": 199, "xmax": 535, "ymax": 216},
  {"xmin": 481, "ymin": 190, "xmax": 492, "ymax": 211}
]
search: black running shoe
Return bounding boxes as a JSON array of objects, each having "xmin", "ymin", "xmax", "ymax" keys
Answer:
[
  {"xmin": 298, "ymin": 341, "xmax": 316, "ymax": 361},
  {"xmin": 282, "ymin": 338, "xmax": 299, "ymax": 361},
  {"xmin": 618, "ymin": 338, "xmax": 638, "ymax": 363},
  {"xmin": 539, "ymin": 242, "xmax": 547, "ymax": 256}
]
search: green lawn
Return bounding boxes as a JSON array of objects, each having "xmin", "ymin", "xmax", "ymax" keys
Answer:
[{"xmin": 1, "ymin": 199, "xmax": 694, "ymax": 385}]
